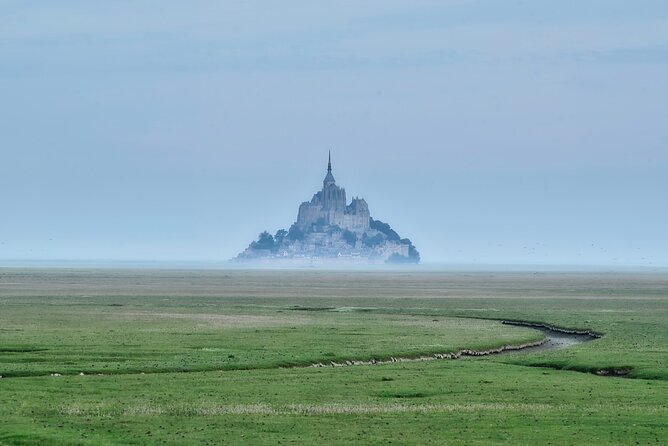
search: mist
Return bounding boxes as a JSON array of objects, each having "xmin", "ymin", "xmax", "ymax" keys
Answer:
[{"xmin": 1, "ymin": 1, "xmax": 667, "ymax": 267}]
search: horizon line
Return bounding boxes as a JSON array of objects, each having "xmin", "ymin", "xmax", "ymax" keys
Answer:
[{"xmin": 0, "ymin": 258, "xmax": 666, "ymax": 271}]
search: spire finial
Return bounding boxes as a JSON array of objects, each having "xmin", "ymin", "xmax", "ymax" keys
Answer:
[{"xmin": 328, "ymin": 149, "xmax": 332, "ymax": 173}]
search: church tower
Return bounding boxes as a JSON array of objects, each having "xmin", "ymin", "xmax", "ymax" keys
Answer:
[
  {"xmin": 321, "ymin": 151, "xmax": 346, "ymax": 213},
  {"xmin": 323, "ymin": 150, "xmax": 336, "ymax": 188}
]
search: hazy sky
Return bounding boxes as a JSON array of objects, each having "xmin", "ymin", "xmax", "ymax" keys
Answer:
[{"xmin": 1, "ymin": 0, "xmax": 667, "ymax": 266}]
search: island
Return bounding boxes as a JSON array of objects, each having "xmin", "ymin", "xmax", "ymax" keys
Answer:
[{"xmin": 235, "ymin": 153, "xmax": 420, "ymax": 264}]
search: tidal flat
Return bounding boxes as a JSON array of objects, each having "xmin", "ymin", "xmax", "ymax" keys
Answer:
[{"xmin": 0, "ymin": 269, "xmax": 666, "ymax": 445}]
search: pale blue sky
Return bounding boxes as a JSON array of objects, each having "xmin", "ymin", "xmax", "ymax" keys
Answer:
[{"xmin": 1, "ymin": 1, "xmax": 667, "ymax": 266}]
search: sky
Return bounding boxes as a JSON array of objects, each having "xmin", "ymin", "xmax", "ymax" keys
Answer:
[{"xmin": 1, "ymin": 0, "xmax": 667, "ymax": 266}]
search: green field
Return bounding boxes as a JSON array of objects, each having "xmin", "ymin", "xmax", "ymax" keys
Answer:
[{"xmin": 0, "ymin": 269, "xmax": 667, "ymax": 445}]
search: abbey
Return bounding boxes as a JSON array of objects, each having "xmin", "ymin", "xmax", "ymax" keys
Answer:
[
  {"xmin": 236, "ymin": 153, "xmax": 420, "ymax": 264},
  {"xmin": 296, "ymin": 152, "xmax": 370, "ymax": 233}
]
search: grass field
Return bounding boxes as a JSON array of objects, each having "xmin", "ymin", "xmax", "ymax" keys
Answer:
[{"xmin": 0, "ymin": 268, "xmax": 667, "ymax": 445}]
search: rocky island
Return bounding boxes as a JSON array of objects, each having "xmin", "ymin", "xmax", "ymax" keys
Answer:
[{"xmin": 235, "ymin": 153, "xmax": 420, "ymax": 264}]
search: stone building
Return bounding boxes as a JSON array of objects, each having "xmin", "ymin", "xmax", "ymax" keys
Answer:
[
  {"xmin": 236, "ymin": 152, "xmax": 419, "ymax": 264},
  {"xmin": 297, "ymin": 152, "xmax": 371, "ymax": 233}
]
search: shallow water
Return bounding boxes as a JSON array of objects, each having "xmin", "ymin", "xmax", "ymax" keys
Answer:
[{"xmin": 497, "ymin": 323, "xmax": 598, "ymax": 355}]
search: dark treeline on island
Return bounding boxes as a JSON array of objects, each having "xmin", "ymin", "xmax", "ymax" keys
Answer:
[{"xmin": 235, "ymin": 154, "xmax": 420, "ymax": 265}]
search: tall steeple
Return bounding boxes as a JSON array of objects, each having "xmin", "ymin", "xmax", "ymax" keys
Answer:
[{"xmin": 323, "ymin": 150, "xmax": 336, "ymax": 188}]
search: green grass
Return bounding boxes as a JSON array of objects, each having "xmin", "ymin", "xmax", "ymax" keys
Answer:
[
  {"xmin": 0, "ymin": 269, "xmax": 667, "ymax": 445},
  {"xmin": 0, "ymin": 305, "xmax": 541, "ymax": 377},
  {"xmin": 1, "ymin": 361, "xmax": 666, "ymax": 445},
  {"xmin": 389, "ymin": 296, "xmax": 668, "ymax": 380}
]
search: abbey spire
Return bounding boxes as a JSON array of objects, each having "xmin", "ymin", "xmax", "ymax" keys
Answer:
[{"xmin": 323, "ymin": 150, "xmax": 336, "ymax": 188}]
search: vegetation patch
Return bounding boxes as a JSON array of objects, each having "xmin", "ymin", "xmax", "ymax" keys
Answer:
[
  {"xmin": 377, "ymin": 391, "xmax": 433, "ymax": 399},
  {"xmin": 507, "ymin": 361, "xmax": 634, "ymax": 378},
  {"xmin": 0, "ymin": 347, "xmax": 48, "ymax": 353},
  {"xmin": 594, "ymin": 367, "xmax": 633, "ymax": 377},
  {"xmin": 1, "ymin": 269, "xmax": 667, "ymax": 444},
  {"xmin": 288, "ymin": 306, "xmax": 335, "ymax": 312}
]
